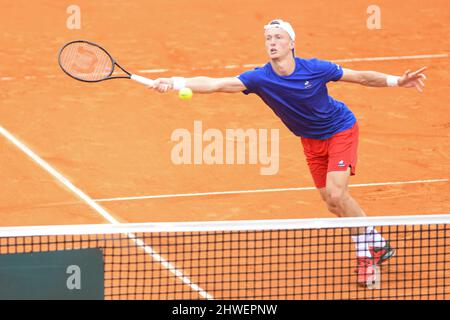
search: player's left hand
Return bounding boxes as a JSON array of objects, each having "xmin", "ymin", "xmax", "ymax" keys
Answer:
[{"xmin": 398, "ymin": 66, "xmax": 427, "ymax": 92}]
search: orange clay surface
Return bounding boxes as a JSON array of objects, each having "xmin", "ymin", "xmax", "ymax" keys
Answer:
[
  {"xmin": 1, "ymin": 0, "xmax": 450, "ymax": 301},
  {"xmin": 0, "ymin": 0, "xmax": 449, "ymax": 226}
]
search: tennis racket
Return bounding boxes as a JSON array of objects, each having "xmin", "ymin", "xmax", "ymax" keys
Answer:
[{"xmin": 58, "ymin": 40, "xmax": 155, "ymax": 86}]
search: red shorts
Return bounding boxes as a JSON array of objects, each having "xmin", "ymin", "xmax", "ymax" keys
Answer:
[{"xmin": 301, "ymin": 122, "xmax": 359, "ymax": 189}]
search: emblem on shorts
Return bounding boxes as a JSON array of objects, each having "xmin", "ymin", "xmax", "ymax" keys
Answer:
[
  {"xmin": 338, "ymin": 160, "xmax": 345, "ymax": 167},
  {"xmin": 304, "ymin": 81, "xmax": 312, "ymax": 89}
]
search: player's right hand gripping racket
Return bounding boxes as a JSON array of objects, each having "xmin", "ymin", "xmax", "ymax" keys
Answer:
[{"xmin": 58, "ymin": 40, "xmax": 155, "ymax": 86}]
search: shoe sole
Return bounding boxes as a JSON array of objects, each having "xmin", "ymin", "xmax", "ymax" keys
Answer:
[
  {"xmin": 373, "ymin": 247, "xmax": 396, "ymax": 265},
  {"xmin": 353, "ymin": 248, "xmax": 396, "ymax": 274}
]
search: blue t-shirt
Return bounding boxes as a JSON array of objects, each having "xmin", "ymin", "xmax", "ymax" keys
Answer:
[{"xmin": 238, "ymin": 57, "xmax": 356, "ymax": 140}]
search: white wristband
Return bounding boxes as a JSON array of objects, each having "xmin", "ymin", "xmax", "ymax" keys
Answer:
[
  {"xmin": 172, "ymin": 77, "xmax": 186, "ymax": 90},
  {"xmin": 386, "ymin": 75, "xmax": 400, "ymax": 87}
]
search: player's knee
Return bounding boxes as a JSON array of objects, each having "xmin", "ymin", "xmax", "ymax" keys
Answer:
[
  {"xmin": 319, "ymin": 186, "xmax": 348, "ymax": 216},
  {"xmin": 325, "ymin": 187, "xmax": 346, "ymax": 209}
]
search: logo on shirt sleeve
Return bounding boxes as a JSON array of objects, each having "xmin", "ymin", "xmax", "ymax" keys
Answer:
[{"xmin": 338, "ymin": 160, "xmax": 345, "ymax": 167}]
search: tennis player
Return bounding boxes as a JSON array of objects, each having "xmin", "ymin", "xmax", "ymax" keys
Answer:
[{"xmin": 151, "ymin": 19, "xmax": 427, "ymax": 286}]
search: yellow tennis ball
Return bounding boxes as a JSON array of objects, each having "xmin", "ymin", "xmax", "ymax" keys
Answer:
[{"xmin": 179, "ymin": 87, "xmax": 193, "ymax": 100}]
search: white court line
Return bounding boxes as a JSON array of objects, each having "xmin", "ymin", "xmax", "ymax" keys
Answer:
[
  {"xmin": 137, "ymin": 53, "xmax": 448, "ymax": 74},
  {"xmin": 139, "ymin": 69, "xmax": 169, "ymax": 74},
  {"xmin": 94, "ymin": 178, "xmax": 449, "ymax": 203},
  {"xmin": 0, "ymin": 125, "xmax": 213, "ymax": 300},
  {"xmin": 0, "ymin": 53, "xmax": 448, "ymax": 81},
  {"xmin": 332, "ymin": 53, "xmax": 449, "ymax": 63}
]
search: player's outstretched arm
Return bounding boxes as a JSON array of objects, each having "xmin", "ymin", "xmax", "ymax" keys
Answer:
[
  {"xmin": 151, "ymin": 77, "xmax": 247, "ymax": 94},
  {"xmin": 340, "ymin": 67, "xmax": 427, "ymax": 92}
]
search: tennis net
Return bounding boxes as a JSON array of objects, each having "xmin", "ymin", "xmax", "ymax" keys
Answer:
[{"xmin": 0, "ymin": 214, "xmax": 449, "ymax": 300}]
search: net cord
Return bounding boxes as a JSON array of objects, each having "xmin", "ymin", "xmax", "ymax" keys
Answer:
[{"xmin": 1, "ymin": 214, "xmax": 449, "ymax": 238}]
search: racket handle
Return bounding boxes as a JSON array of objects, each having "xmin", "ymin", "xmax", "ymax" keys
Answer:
[{"xmin": 131, "ymin": 74, "xmax": 155, "ymax": 87}]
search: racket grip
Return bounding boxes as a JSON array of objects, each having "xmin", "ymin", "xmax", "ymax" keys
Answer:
[{"xmin": 131, "ymin": 74, "xmax": 155, "ymax": 87}]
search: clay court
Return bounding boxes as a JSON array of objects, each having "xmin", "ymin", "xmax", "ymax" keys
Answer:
[{"xmin": 0, "ymin": 0, "xmax": 449, "ymax": 300}]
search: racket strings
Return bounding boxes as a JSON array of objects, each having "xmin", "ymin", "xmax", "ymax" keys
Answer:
[{"xmin": 59, "ymin": 42, "xmax": 114, "ymax": 81}]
